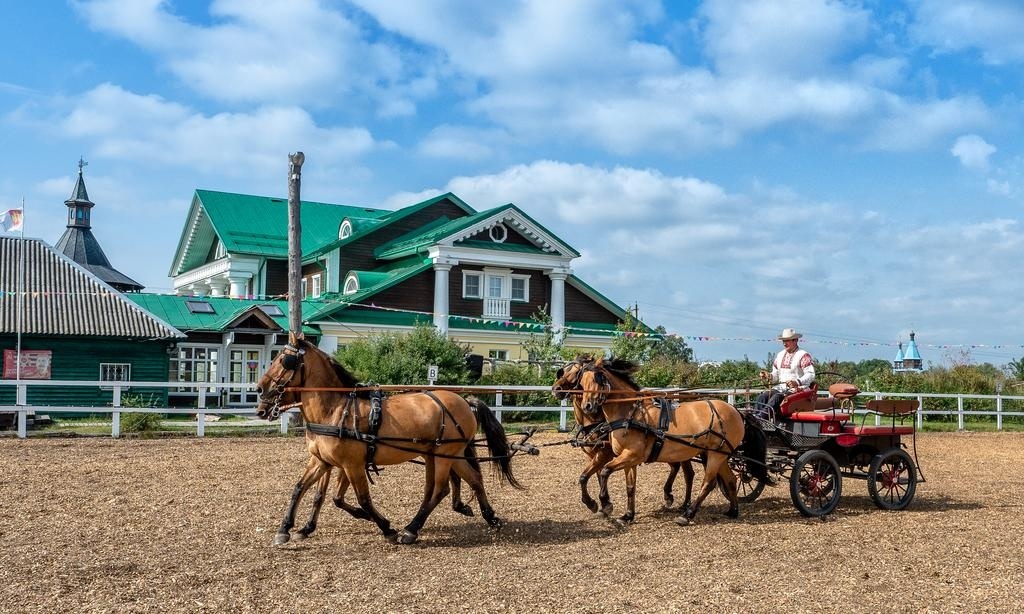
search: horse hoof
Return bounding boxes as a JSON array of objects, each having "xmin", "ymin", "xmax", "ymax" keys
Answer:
[
  {"xmin": 486, "ymin": 516, "xmax": 504, "ymax": 530},
  {"xmin": 453, "ymin": 503, "xmax": 475, "ymax": 517},
  {"xmin": 609, "ymin": 517, "xmax": 629, "ymax": 529},
  {"xmin": 583, "ymin": 500, "xmax": 599, "ymax": 513},
  {"xmin": 618, "ymin": 514, "xmax": 635, "ymax": 524},
  {"xmin": 273, "ymin": 532, "xmax": 291, "ymax": 546},
  {"xmin": 397, "ymin": 530, "xmax": 418, "ymax": 545},
  {"xmin": 725, "ymin": 508, "xmax": 739, "ymax": 520},
  {"xmin": 673, "ymin": 515, "xmax": 692, "ymax": 527}
]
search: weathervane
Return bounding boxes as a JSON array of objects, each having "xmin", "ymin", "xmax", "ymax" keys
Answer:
[{"xmin": 78, "ymin": 156, "xmax": 88, "ymax": 174}]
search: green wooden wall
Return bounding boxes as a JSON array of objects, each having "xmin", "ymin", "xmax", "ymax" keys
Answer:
[{"xmin": 0, "ymin": 336, "xmax": 170, "ymax": 407}]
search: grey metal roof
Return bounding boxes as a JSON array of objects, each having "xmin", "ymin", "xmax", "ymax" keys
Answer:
[
  {"xmin": 54, "ymin": 227, "xmax": 144, "ymax": 291},
  {"xmin": 0, "ymin": 237, "xmax": 183, "ymax": 339}
]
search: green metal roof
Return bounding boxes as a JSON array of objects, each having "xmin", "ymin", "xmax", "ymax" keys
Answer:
[
  {"xmin": 197, "ymin": 190, "xmax": 388, "ymax": 256},
  {"xmin": 314, "ymin": 257, "xmax": 433, "ymax": 322},
  {"xmin": 125, "ymin": 293, "xmax": 320, "ymax": 336},
  {"xmin": 307, "ymin": 192, "xmax": 476, "ymax": 260}
]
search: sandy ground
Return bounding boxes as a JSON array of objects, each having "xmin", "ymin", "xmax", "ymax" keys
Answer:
[{"xmin": 0, "ymin": 431, "xmax": 1022, "ymax": 613}]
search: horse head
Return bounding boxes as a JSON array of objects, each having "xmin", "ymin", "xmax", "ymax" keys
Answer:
[
  {"xmin": 578, "ymin": 356, "xmax": 641, "ymax": 415},
  {"xmin": 255, "ymin": 336, "xmax": 307, "ymax": 420},
  {"xmin": 551, "ymin": 354, "xmax": 595, "ymax": 401}
]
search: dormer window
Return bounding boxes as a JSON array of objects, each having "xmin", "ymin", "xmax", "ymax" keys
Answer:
[
  {"xmin": 343, "ymin": 273, "xmax": 359, "ymax": 295},
  {"xmin": 339, "ymin": 218, "xmax": 353, "ymax": 239}
]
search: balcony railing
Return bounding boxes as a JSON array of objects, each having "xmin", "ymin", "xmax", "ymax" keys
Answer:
[{"xmin": 483, "ymin": 297, "xmax": 511, "ymax": 319}]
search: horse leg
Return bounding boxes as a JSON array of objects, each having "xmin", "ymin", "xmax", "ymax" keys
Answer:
[
  {"xmin": 680, "ymin": 461, "xmax": 696, "ymax": 511},
  {"xmin": 716, "ymin": 457, "xmax": 740, "ymax": 519},
  {"xmin": 663, "ymin": 462, "xmax": 680, "ymax": 510},
  {"xmin": 451, "ymin": 458, "xmax": 503, "ymax": 529},
  {"xmin": 618, "ymin": 465, "xmax": 637, "ymax": 524},
  {"xmin": 598, "ymin": 452, "xmax": 644, "ymax": 526},
  {"xmin": 675, "ymin": 453, "xmax": 732, "ymax": 526},
  {"xmin": 580, "ymin": 448, "xmax": 611, "ymax": 514},
  {"xmin": 294, "ymin": 465, "xmax": 331, "ymax": 539},
  {"xmin": 331, "ymin": 468, "xmax": 372, "ymax": 521},
  {"xmin": 397, "ymin": 458, "xmax": 454, "ymax": 545},
  {"xmin": 450, "ymin": 472, "xmax": 474, "ymax": 517},
  {"xmin": 347, "ymin": 465, "xmax": 397, "ymax": 539},
  {"xmin": 274, "ymin": 457, "xmax": 328, "ymax": 546}
]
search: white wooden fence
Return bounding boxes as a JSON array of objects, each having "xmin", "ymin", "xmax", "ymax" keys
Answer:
[{"xmin": 2, "ymin": 380, "xmax": 1023, "ymax": 438}]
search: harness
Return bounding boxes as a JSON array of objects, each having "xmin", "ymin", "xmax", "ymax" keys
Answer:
[{"xmin": 604, "ymin": 399, "xmax": 737, "ymax": 462}]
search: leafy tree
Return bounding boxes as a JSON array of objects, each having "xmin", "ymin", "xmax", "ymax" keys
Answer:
[
  {"xmin": 650, "ymin": 326, "xmax": 694, "ymax": 362},
  {"xmin": 335, "ymin": 324, "xmax": 470, "ymax": 385},
  {"xmin": 521, "ymin": 306, "xmax": 563, "ymax": 364},
  {"xmin": 1005, "ymin": 357, "xmax": 1024, "ymax": 380}
]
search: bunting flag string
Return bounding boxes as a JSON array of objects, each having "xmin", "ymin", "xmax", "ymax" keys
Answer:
[{"xmin": 3, "ymin": 288, "xmax": 1024, "ymax": 350}]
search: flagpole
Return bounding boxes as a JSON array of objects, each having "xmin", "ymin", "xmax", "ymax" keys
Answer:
[{"xmin": 15, "ymin": 197, "xmax": 24, "ymax": 390}]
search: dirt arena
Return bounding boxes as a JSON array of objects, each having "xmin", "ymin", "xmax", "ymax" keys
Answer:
[{"xmin": 1, "ymin": 431, "xmax": 1022, "ymax": 613}]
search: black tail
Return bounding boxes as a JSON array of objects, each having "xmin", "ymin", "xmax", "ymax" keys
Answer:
[
  {"xmin": 463, "ymin": 437, "xmax": 482, "ymax": 474},
  {"xmin": 739, "ymin": 417, "xmax": 771, "ymax": 484},
  {"xmin": 467, "ymin": 396, "xmax": 524, "ymax": 490}
]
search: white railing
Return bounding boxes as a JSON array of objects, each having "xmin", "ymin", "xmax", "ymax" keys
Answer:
[
  {"xmin": 2, "ymin": 381, "xmax": 1023, "ymax": 439},
  {"xmin": 483, "ymin": 297, "xmax": 510, "ymax": 319}
]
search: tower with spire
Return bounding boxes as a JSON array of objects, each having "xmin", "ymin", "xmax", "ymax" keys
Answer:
[
  {"xmin": 893, "ymin": 331, "xmax": 924, "ymax": 373},
  {"xmin": 54, "ymin": 159, "xmax": 144, "ymax": 292}
]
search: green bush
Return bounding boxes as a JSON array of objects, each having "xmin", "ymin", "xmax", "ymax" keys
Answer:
[
  {"xmin": 335, "ymin": 323, "xmax": 471, "ymax": 385},
  {"xmin": 118, "ymin": 393, "xmax": 163, "ymax": 434}
]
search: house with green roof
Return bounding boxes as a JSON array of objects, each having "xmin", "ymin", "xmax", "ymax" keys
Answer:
[{"xmin": 162, "ymin": 189, "xmax": 635, "ymax": 374}]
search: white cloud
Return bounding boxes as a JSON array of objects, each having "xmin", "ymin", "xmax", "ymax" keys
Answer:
[
  {"xmin": 698, "ymin": 0, "xmax": 872, "ymax": 77},
  {"xmin": 57, "ymin": 84, "xmax": 381, "ymax": 176},
  {"xmin": 987, "ymin": 178, "xmax": 1011, "ymax": 196},
  {"xmin": 865, "ymin": 96, "xmax": 991, "ymax": 150},
  {"xmin": 910, "ymin": 0, "xmax": 1024, "ymax": 64},
  {"xmin": 73, "ymin": 0, "xmax": 432, "ymax": 109},
  {"xmin": 951, "ymin": 134, "xmax": 996, "ymax": 170}
]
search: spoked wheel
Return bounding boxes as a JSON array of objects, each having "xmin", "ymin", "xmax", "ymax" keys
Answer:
[
  {"xmin": 867, "ymin": 447, "xmax": 917, "ymax": 510},
  {"xmin": 790, "ymin": 449, "xmax": 842, "ymax": 517},
  {"xmin": 718, "ymin": 455, "xmax": 767, "ymax": 504}
]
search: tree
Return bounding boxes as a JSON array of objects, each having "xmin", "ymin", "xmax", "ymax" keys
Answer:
[
  {"xmin": 334, "ymin": 324, "xmax": 470, "ymax": 385},
  {"xmin": 1005, "ymin": 357, "xmax": 1024, "ymax": 380},
  {"xmin": 650, "ymin": 326, "xmax": 693, "ymax": 362},
  {"xmin": 609, "ymin": 312, "xmax": 656, "ymax": 363},
  {"xmin": 520, "ymin": 306, "xmax": 563, "ymax": 363}
]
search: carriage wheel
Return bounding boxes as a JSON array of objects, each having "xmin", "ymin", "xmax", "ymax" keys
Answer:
[
  {"xmin": 718, "ymin": 455, "xmax": 766, "ymax": 504},
  {"xmin": 789, "ymin": 449, "xmax": 842, "ymax": 517},
  {"xmin": 867, "ymin": 447, "xmax": 917, "ymax": 510}
]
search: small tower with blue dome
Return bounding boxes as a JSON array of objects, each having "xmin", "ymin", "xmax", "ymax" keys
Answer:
[{"xmin": 893, "ymin": 331, "xmax": 923, "ymax": 372}]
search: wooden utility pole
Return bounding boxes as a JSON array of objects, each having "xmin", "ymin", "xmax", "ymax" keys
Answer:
[{"xmin": 287, "ymin": 151, "xmax": 304, "ymax": 337}]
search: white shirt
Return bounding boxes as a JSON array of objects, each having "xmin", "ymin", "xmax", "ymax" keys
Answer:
[{"xmin": 770, "ymin": 348, "xmax": 815, "ymax": 393}]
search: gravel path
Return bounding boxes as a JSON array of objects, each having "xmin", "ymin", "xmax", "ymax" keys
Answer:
[{"xmin": 0, "ymin": 432, "xmax": 1021, "ymax": 613}]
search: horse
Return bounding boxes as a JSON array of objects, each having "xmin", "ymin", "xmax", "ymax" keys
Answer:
[
  {"xmin": 577, "ymin": 356, "xmax": 749, "ymax": 525},
  {"xmin": 255, "ymin": 335, "xmax": 522, "ymax": 545},
  {"xmin": 258, "ymin": 372, "xmax": 476, "ymax": 541},
  {"xmin": 552, "ymin": 355, "xmax": 697, "ymax": 522}
]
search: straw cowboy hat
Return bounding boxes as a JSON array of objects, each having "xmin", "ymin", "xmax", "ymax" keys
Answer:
[{"xmin": 778, "ymin": 328, "xmax": 802, "ymax": 341}]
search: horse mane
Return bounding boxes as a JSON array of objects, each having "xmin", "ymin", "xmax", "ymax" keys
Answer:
[
  {"xmin": 299, "ymin": 338, "xmax": 360, "ymax": 388},
  {"xmin": 599, "ymin": 356, "xmax": 641, "ymax": 390}
]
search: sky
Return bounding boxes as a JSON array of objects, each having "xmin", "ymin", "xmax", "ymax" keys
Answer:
[{"xmin": 2, "ymin": 0, "xmax": 1024, "ymax": 367}]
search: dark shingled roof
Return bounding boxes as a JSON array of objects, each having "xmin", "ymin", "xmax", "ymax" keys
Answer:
[
  {"xmin": 0, "ymin": 237, "xmax": 182, "ymax": 339},
  {"xmin": 54, "ymin": 227, "xmax": 144, "ymax": 292}
]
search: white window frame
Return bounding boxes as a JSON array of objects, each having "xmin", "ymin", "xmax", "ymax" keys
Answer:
[
  {"xmin": 488, "ymin": 349, "xmax": 509, "ymax": 361},
  {"xmin": 463, "ymin": 271, "xmax": 482, "ymax": 299},
  {"xmin": 99, "ymin": 363, "xmax": 131, "ymax": 390},
  {"xmin": 170, "ymin": 345, "xmax": 220, "ymax": 394},
  {"xmin": 510, "ymin": 274, "xmax": 529, "ymax": 302},
  {"xmin": 311, "ymin": 273, "xmax": 322, "ymax": 298},
  {"xmin": 338, "ymin": 218, "xmax": 353, "ymax": 239},
  {"xmin": 343, "ymin": 274, "xmax": 359, "ymax": 295},
  {"xmin": 301, "ymin": 278, "xmax": 308, "ymax": 297}
]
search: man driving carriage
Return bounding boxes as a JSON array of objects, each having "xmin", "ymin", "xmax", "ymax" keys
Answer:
[{"xmin": 755, "ymin": 328, "xmax": 816, "ymax": 419}]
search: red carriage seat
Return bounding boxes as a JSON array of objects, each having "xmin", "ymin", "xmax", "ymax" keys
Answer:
[{"xmin": 778, "ymin": 384, "xmax": 818, "ymax": 417}]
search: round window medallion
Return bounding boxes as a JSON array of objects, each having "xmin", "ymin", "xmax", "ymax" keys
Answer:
[{"xmin": 489, "ymin": 223, "xmax": 508, "ymax": 243}]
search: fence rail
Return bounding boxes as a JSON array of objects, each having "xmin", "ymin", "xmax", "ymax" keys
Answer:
[{"xmin": 2, "ymin": 380, "xmax": 1023, "ymax": 439}]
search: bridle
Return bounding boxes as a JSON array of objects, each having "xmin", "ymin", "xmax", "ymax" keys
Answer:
[
  {"xmin": 257, "ymin": 343, "xmax": 305, "ymax": 420},
  {"xmin": 553, "ymin": 358, "xmax": 609, "ymax": 416},
  {"xmin": 580, "ymin": 367, "xmax": 611, "ymax": 415}
]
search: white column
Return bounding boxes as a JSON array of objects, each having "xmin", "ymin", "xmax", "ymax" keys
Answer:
[
  {"xmin": 433, "ymin": 262, "xmax": 453, "ymax": 334},
  {"xmin": 227, "ymin": 273, "xmax": 252, "ymax": 298},
  {"xmin": 548, "ymin": 271, "xmax": 567, "ymax": 341},
  {"xmin": 207, "ymin": 277, "xmax": 228, "ymax": 297}
]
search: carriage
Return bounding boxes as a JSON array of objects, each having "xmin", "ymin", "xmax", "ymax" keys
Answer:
[{"xmin": 729, "ymin": 381, "xmax": 926, "ymax": 517}]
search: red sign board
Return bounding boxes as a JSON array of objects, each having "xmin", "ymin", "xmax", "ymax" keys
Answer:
[{"xmin": 3, "ymin": 350, "xmax": 52, "ymax": 379}]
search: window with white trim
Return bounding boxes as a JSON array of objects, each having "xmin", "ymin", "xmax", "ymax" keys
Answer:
[
  {"xmin": 463, "ymin": 272, "xmax": 482, "ymax": 298},
  {"xmin": 511, "ymin": 275, "xmax": 529, "ymax": 302},
  {"xmin": 338, "ymin": 218, "xmax": 353, "ymax": 239},
  {"xmin": 343, "ymin": 273, "xmax": 359, "ymax": 295},
  {"xmin": 486, "ymin": 274, "xmax": 504, "ymax": 299},
  {"xmin": 311, "ymin": 274, "xmax": 322, "ymax": 298},
  {"xmin": 99, "ymin": 363, "xmax": 131, "ymax": 390},
  {"xmin": 488, "ymin": 349, "xmax": 509, "ymax": 361},
  {"xmin": 171, "ymin": 346, "xmax": 219, "ymax": 393},
  {"xmin": 301, "ymin": 278, "xmax": 308, "ymax": 297}
]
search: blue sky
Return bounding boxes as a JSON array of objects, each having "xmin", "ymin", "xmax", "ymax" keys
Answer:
[{"xmin": 3, "ymin": 0, "xmax": 1024, "ymax": 366}]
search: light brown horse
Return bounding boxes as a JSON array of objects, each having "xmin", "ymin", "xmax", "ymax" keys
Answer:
[
  {"xmin": 255, "ymin": 335, "xmax": 521, "ymax": 545},
  {"xmin": 578, "ymin": 356, "xmax": 745, "ymax": 525},
  {"xmin": 552, "ymin": 355, "xmax": 697, "ymax": 521}
]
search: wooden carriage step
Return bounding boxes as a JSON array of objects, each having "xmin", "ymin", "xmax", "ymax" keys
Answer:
[
  {"xmin": 844, "ymin": 425, "xmax": 915, "ymax": 436},
  {"xmin": 788, "ymin": 411, "xmax": 851, "ymax": 423}
]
